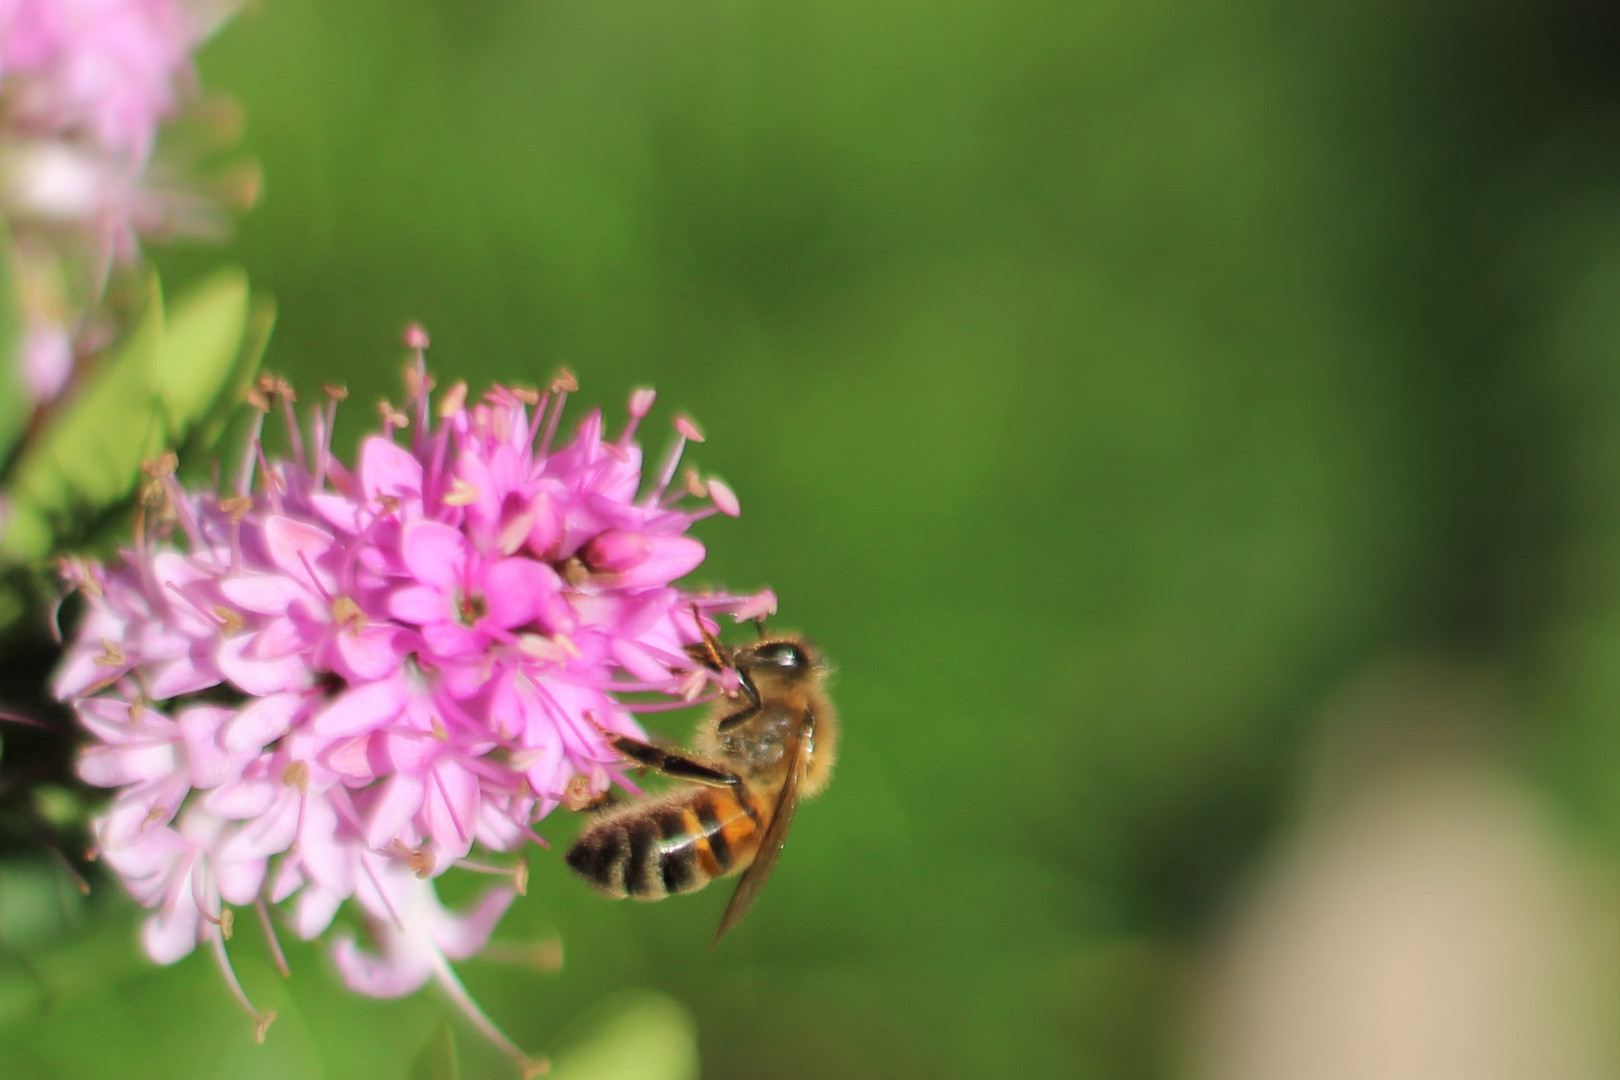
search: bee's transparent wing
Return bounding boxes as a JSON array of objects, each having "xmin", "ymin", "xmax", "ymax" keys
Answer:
[{"xmin": 712, "ymin": 712, "xmax": 816, "ymax": 945}]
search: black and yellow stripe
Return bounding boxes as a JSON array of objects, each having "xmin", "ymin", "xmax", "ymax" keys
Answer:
[{"xmin": 567, "ymin": 787, "xmax": 766, "ymax": 901}]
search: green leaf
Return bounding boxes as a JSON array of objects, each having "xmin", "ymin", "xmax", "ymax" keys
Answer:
[
  {"xmin": 0, "ymin": 277, "xmax": 165, "ymax": 561},
  {"xmin": 0, "ymin": 506, "xmax": 48, "ymax": 565},
  {"xmin": 0, "ymin": 582, "xmax": 21, "ymax": 637},
  {"xmin": 0, "ymin": 218, "xmax": 23, "ymax": 474},
  {"xmin": 178, "ymin": 291, "xmax": 275, "ymax": 459},
  {"xmin": 156, "ymin": 266, "xmax": 250, "ymax": 435},
  {"xmin": 408, "ymin": 1024, "xmax": 461, "ymax": 1080},
  {"xmin": 0, "ymin": 267, "xmax": 272, "ymax": 563},
  {"xmin": 548, "ymin": 993, "xmax": 699, "ymax": 1080},
  {"xmin": 0, "ymin": 860, "xmax": 84, "ymax": 946}
]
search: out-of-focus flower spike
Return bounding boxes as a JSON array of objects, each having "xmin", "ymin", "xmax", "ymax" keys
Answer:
[{"xmin": 0, "ymin": 0, "xmax": 253, "ymax": 411}]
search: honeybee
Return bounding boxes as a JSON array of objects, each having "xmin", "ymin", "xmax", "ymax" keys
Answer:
[{"xmin": 566, "ymin": 620, "xmax": 837, "ymax": 943}]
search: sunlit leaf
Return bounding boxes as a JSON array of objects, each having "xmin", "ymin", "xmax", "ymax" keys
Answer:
[
  {"xmin": 156, "ymin": 266, "xmax": 250, "ymax": 435},
  {"xmin": 179, "ymin": 292, "xmax": 275, "ymax": 458},
  {"xmin": 548, "ymin": 993, "xmax": 699, "ymax": 1080},
  {"xmin": 407, "ymin": 1024, "xmax": 461, "ymax": 1080},
  {"xmin": 0, "ymin": 504, "xmax": 51, "ymax": 563},
  {"xmin": 0, "ymin": 267, "xmax": 271, "ymax": 563},
  {"xmin": 0, "ymin": 277, "xmax": 165, "ymax": 561}
]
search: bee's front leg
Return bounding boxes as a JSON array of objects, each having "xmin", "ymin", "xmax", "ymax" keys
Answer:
[{"xmin": 606, "ymin": 733, "xmax": 741, "ymax": 789}]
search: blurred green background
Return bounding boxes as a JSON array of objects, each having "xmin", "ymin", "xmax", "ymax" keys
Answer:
[{"xmin": 6, "ymin": 0, "xmax": 1620, "ymax": 1076}]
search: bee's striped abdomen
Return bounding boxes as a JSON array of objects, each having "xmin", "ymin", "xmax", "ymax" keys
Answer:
[
  {"xmin": 567, "ymin": 787, "xmax": 765, "ymax": 901},
  {"xmin": 688, "ymin": 785, "xmax": 767, "ymax": 882}
]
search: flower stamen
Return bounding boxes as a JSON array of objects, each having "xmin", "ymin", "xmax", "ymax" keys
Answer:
[
  {"xmin": 255, "ymin": 898, "xmax": 292, "ymax": 978},
  {"xmin": 210, "ymin": 927, "xmax": 276, "ymax": 1044}
]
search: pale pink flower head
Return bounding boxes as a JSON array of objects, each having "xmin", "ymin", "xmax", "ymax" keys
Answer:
[
  {"xmin": 0, "ymin": 0, "xmax": 204, "ymax": 159},
  {"xmin": 0, "ymin": 0, "xmax": 251, "ymax": 406},
  {"xmin": 56, "ymin": 336, "xmax": 772, "ymax": 1070}
]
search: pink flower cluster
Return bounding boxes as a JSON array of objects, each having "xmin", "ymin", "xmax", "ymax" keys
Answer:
[
  {"xmin": 0, "ymin": 0, "xmax": 247, "ymax": 401},
  {"xmin": 56, "ymin": 337, "xmax": 770, "ymax": 1067}
]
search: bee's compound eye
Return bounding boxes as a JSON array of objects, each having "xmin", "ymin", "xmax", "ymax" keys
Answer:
[{"xmin": 755, "ymin": 642, "xmax": 806, "ymax": 670}]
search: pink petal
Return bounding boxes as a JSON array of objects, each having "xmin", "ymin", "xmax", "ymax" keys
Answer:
[
  {"xmin": 216, "ymin": 634, "xmax": 313, "ymax": 695},
  {"xmin": 424, "ymin": 763, "xmax": 478, "ymax": 854},
  {"xmin": 148, "ymin": 551, "xmax": 213, "ymax": 589},
  {"xmin": 99, "ymin": 798, "xmax": 180, "ymax": 855},
  {"xmin": 422, "ymin": 622, "xmax": 486, "ymax": 659},
  {"xmin": 366, "ymin": 775, "xmax": 426, "ymax": 849},
  {"xmin": 295, "ymin": 796, "xmax": 353, "ymax": 896},
  {"xmin": 582, "ymin": 529, "xmax": 651, "ymax": 572},
  {"xmin": 223, "ymin": 692, "xmax": 302, "ymax": 754},
  {"xmin": 332, "ymin": 933, "xmax": 432, "ymax": 998},
  {"xmin": 383, "ymin": 727, "xmax": 442, "ymax": 775},
  {"xmin": 731, "ymin": 588, "xmax": 779, "ymax": 621},
  {"xmin": 522, "ymin": 740, "xmax": 567, "ymax": 802},
  {"xmin": 311, "ymin": 678, "xmax": 406, "ymax": 737},
  {"xmin": 220, "ymin": 572, "xmax": 309, "ymax": 616},
  {"xmin": 533, "ymin": 588, "xmax": 578, "ymax": 636},
  {"xmin": 269, "ymin": 860, "xmax": 305, "ymax": 904},
  {"xmin": 255, "ymin": 615, "xmax": 309, "ymax": 659},
  {"xmin": 326, "ymin": 734, "xmax": 378, "ymax": 779},
  {"xmin": 525, "ymin": 489, "xmax": 561, "ymax": 557},
  {"xmin": 311, "ymin": 492, "xmax": 363, "ymax": 534},
  {"xmin": 143, "ymin": 897, "xmax": 202, "ymax": 965},
  {"xmin": 600, "ymin": 589, "xmax": 670, "ymax": 639},
  {"xmin": 220, "ymin": 795, "xmax": 300, "ymax": 860},
  {"xmin": 294, "ymin": 885, "xmax": 343, "ymax": 939},
  {"xmin": 475, "ymin": 797, "xmax": 535, "ymax": 851},
  {"xmin": 360, "ymin": 435, "xmax": 424, "ymax": 503},
  {"xmin": 264, "ymin": 516, "xmax": 338, "ymax": 587},
  {"xmin": 53, "ymin": 651, "xmax": 115, "ymax": 699},
  {"xmin": 612, "ymin": 638, "xmax": 682, "ymax": 685},
  {"xmin": 401, "ymin": 521, "xmax": 466, "ymax": 592},
  {"xmin": 203, "ymin": 777, "xmax": 277, "ymax": 818},
  {"xmin": 216, "ymin": 858, "xmax": 268, "ymax": 906},
  {"xmin": 147, "ymin": 655, "xmax": 221, "ymax": 700},
  {"xmin": 335, "ymin": 625, "xmax": 405, "ymax": 681},
  {"xmin": 452, "ymin": 448, "xmax": 500, "ymax": 527},
  {"xmin": 614, "ymin": 535, "xmax": 705, "ymax": 587},
  {"xmin": 78, "ymin": 741, "xmax": 178, "ymax": 787},
  {"xmin": 178, "ymin": 705, "xmax": 239, "ymax": 789},
  {"xmin": 76, "ymin": 698, "xmax": 158, "ymax": 741},
  {"xmin": 483, "ymin": 558, "xmax": 561, "ymax": 630},
  {"xmin": 435, "ymin": 885, "xmax": 517, "ymax": 959},
  {"xmin": 387, "ymin": 584, "xmax": 447, "ymax": 625},
  {"xmin": 436, "ymin": 655, "xmax": 494, "ymax": 701}
]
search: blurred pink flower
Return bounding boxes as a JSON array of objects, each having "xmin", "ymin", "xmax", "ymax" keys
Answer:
[
  {"xmin": 57, "ymin": 336, "xmax": 772, "ymax": 1069},
  {"xmin": 0, "ymin": 0, "xmax": 202, "ymax": 158},
  {"xmin": 0, "ymin": 0, "xmax": 250, "ymax": 404}
]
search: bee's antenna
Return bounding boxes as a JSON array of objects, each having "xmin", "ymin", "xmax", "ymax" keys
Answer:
[{"xmin": 754, "ymin": 618, "xmax": 768, "ymax": 641}]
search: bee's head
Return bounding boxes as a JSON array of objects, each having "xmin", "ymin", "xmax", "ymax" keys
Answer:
[{"xmin": 735, "ymin": 636, "xmax": 822, "ymax": 687}]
